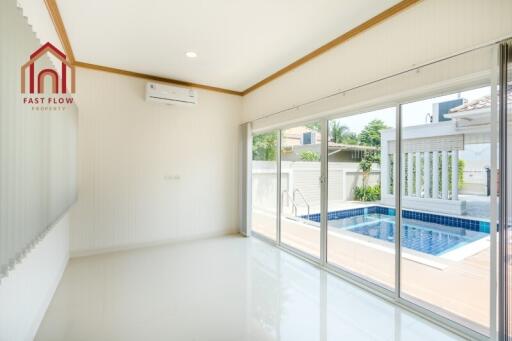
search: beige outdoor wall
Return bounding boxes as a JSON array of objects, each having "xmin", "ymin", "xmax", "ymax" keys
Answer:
[
  {"xmin": 70, "ymin": 69, "xmax": 242, "ymax": 255},
  {"xmin": 243, "ymin": 0, "xmax": 512, "ymax": 129}
]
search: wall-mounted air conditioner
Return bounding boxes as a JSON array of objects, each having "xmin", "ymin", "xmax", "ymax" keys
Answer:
[{"xmin": 145, "ymin": 82, "xmax": 198, "ymax": 105}]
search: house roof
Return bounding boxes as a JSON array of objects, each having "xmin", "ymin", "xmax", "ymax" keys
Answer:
[
  {"xmin": 282, "ymin": 126, "xmax": 320, "ymax": 137},
  {"xmin": 449, "ymin": 85, "xmax": 512, "ymax": 113},
  {"xmin": 327, "ymin": 142, "xmax": 377, "ymax": 151}
]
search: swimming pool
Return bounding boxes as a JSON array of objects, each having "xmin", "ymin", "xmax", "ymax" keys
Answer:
[{"xmin": 303, "ymin": 207, "xmax": 489, "ymax": 256}]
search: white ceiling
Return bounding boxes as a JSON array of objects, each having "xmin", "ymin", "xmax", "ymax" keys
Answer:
[{"xmin": 56, "ymin": 0, "xmax": 400, "ymax": 92}]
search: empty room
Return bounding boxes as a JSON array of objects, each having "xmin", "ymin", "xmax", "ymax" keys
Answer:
[{"xmin": 1, "ymin": 0, "xmax": 512, "ymax": 340}]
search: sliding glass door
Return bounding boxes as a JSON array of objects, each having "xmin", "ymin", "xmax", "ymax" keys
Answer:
[
  {"xmin": 400, "ymin": 87, "xmax": 493, "ymax": 334},
  {"xmin": 248, "ymin": 40, "xmax": 512, "ymax": 339},
  {"xmin": 326, "ymin": 108, "xmax": 396, "ymax": 289},
  {"xmin": 251, "ymin": 131, "xmax": 278, "ymax": 240},
  {"xmin": 502, "ymin": 40, "xmax": 512, "ymax": 341},
  {"xmin": 280, "ymin": 123, "xmax": 322, "ymax": 258}
]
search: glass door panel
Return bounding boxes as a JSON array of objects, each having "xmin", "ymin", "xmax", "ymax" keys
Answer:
[
  {"xmin": 248, "ymin": 42, "xmax": 505, "ymax": 339},
  {"xmin": 251, "ymin": 131, "xmax": 278, "ymax": 240},
  {"xmin": 326, "ymin": 108, "xmax": 396, "ymax": 289},
  {"xmin": 504, "ymin": 41, "xmax": 512, "ymax": 341},
  {"xmin": 400, "ymin": 85, "xmax": 494, "ymax": 334},
  {"xmin": 280, "ymin": 123, "xmax": 321, "ymax": 258}
]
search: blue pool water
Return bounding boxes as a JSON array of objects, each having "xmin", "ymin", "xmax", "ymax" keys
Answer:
[{"xmin": 327, "ymin": 212, "xmax": 488, "ymax": 256}]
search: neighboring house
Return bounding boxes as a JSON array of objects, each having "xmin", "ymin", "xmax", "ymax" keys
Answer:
[
  {"xmin": 446, "ymin": 85, "xmax": 512, "ymax": 127},
  {"xmin": 281, "ymin": 126, "xmax": 322, "ymax": 147},
  {"xmin": 281, "ymin": 126, "xmax": 377, "ymax": 162}
]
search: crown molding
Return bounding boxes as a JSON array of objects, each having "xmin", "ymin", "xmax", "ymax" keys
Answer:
[
  {"xmin": 74, "ymin": 61, "xmax": 243, "ymax": 96},
  {"xmin": 43, "ymin": 0, "xmax": 75, "ymax": 63}
]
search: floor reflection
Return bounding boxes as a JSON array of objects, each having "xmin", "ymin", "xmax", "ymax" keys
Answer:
[
  {"xmin": 249, "ymin": 238, "xmax": 463, "ymax": 341},
  {"xmin": 36, "ymin": 235, "xmax": 463, "ymax": 341}
]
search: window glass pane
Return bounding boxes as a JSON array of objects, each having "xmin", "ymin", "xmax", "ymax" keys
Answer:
[
  {"xmin": 327, "ymin": 108, "xmax": 396, "ymax": 289},
  {"xmin": 505, "ymin": 44, "xmax": 512, "ymax": 339},
  {"xmin": 280, "ymin": 123, "xmax": 321, "ymax": 258},
  {"xmin": 252, "ymin": 131, "xmax": 278, "ymax": 240},
  {"xmin": 400, "ymin": 86, "xmax": 493, "ymax": 334}
]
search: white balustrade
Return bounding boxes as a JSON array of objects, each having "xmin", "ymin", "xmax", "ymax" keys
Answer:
[
  {"xmin": 441, "ymin": 151, "xmax": 449, "ymax": 200},
  {"xmin": 381, "ymin": 143, "xmax": 389, "ymax": 195},
  {"xmin": 380, "ymin": 148, "xmax": 459, "ymax": 203},
  {"xmin": 432, "ymin": 151, "xmax": 439, "ymax": 199},
  {"xmin": 424, "ymin": 151, "xmax": 430, "ymax": 198},
  {"xmin": 401, "ymin": 153, "xmax": 406, "ymax": 196},
  {"xmin": 391, "ymin": 153, "xmax": 395, "ymax": 195},
  {"xmin": 407, "ymin": 153, "xmax": 413, "ymax": 196},
  {"xmin": 451, "ymin": 150, "xmax": 459, "ymax": 200},
  {"xmin": 415, "ymin": 152, "xmax": 421, "ymax": 197}
]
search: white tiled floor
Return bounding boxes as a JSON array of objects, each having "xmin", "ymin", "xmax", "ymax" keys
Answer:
[{"xmin": 36, "ymin": 235, "xmax": 463, "ymax": 341}]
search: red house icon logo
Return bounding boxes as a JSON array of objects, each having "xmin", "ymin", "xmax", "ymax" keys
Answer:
[{"xmin": 21, "ymin": 42, "xmax": 75, "ymax": 94}]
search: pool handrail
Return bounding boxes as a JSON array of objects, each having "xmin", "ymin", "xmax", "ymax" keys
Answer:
[{"xmin": 293, "ymin": 188, "xmax": 311, "ymax": 220}]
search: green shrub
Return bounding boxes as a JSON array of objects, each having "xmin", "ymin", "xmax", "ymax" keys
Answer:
[
  {"xmin": 433, "ymin": 156, "xmax": 465, "ymax": 191},
  {"xmin": 354, "ymin": 184, "xmax": 381, "ymax": 202},
  {"xmin": 299, "ymin": 150, "xmax": 320, "ymax": 161}
]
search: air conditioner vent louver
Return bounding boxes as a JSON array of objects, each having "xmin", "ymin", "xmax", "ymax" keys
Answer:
[{"xmin": 145, "ymin": 82, "xmax": 198, "ymax": 105}]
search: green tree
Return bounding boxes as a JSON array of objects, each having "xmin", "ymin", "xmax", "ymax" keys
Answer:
[
  {"xmin": 330, "ymin": 121, "xmax": 358, "ymax": 144},
  {"xmin": 356, "ymin": 119, "xmax": 389, "ymax": 166},
  {"xmin": 252, "ymin": 132, "xmax": 277, "ymax": 161},
  {"xmin": 354, "ymin": 150, "xmax": 381, "ymax": 201},
  {"xmin": 305, "ymin": 122, "xmax": 321, "ymax": 132},
  {"xmin": 358, "ymin": 119, "xmax": 388, "ymax": 147},
  {"xmin": 359, "ymin": 151, "xmax": 379, "ymax": 187},
  {"xmin": 299, "ymin": 150, "xmax": 320, "ymax": 161}
]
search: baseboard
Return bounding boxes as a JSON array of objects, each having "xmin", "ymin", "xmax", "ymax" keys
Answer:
[{"xmin": 70, "ymin": 229, "xmax": 240, "ymax": 258}]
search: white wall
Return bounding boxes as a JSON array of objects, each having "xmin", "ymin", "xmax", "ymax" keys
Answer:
[
  {"xmin": 243, "ymin": 0, "xmax": 512, "ymax": 127},
  {"xmin": 0, "ymin": 214, "xmax": 69, "ymax": 341},
  {"xmin": 70, "ymin": 69, "xmax": 242, "ymax": 256}
]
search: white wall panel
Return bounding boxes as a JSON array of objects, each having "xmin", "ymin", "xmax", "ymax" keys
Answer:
[{"xmin": 70, "ymin": 69, "xmax": 242, "ymax": 255}]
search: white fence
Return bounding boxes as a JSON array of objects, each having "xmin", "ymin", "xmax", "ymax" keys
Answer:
[{"xmin": 252, "ymin": 161, "xmax": 380, "ymax": 215}]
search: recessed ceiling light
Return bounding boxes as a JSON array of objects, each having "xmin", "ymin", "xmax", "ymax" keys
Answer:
[{"xmin": 185, "ymin": 51, "xmax": 197, "ymax": 58}]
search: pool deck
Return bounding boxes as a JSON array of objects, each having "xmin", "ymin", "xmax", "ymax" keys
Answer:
[{"xmin": 251, "ymin": 207, "xmax": 491, "ymax": 335}]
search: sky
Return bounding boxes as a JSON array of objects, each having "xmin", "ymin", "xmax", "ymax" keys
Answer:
[{"xmin": 331, "ymin": 86, "xmax": 491, "ymax": 133}]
